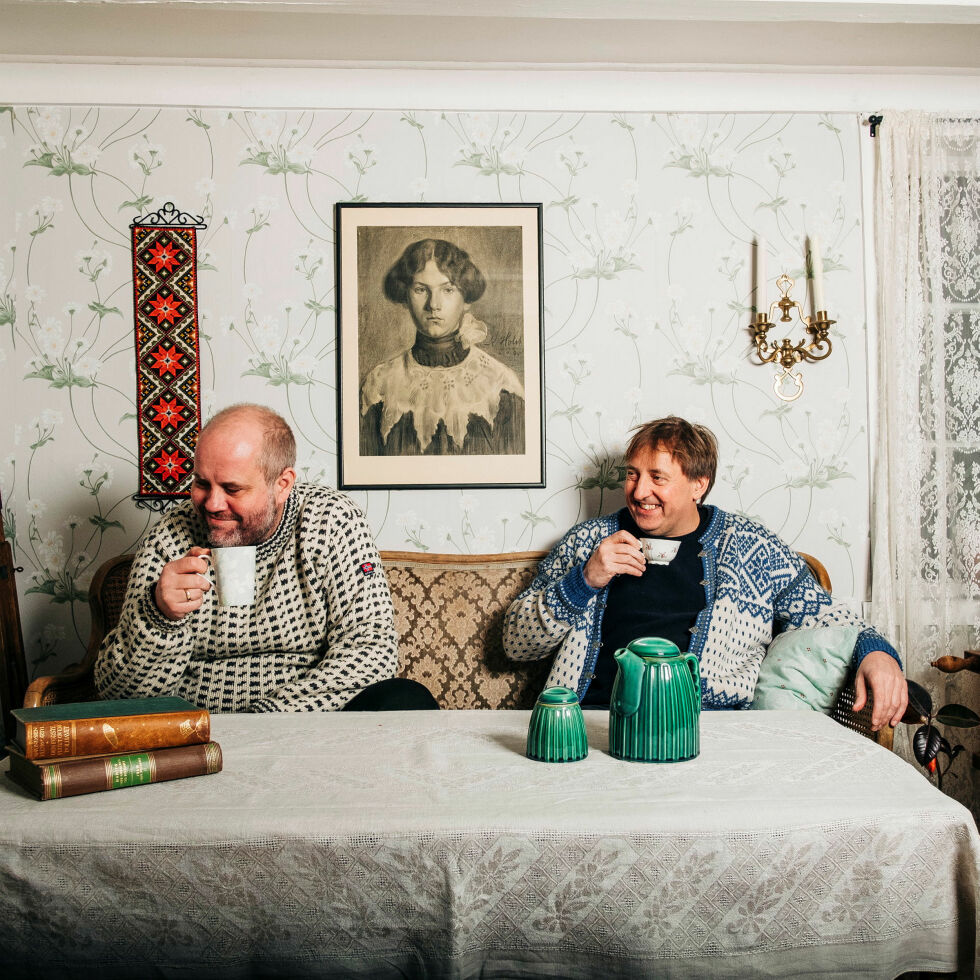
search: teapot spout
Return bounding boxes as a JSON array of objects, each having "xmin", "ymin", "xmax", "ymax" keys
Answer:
[{"xmin": 612, "ymin": 647, "xmax": 645, "ymax": 717}]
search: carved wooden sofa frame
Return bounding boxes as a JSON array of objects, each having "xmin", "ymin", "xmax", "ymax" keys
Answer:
[{"xmin": 24, "ymin": 549, "xmax": 891, "ymax": 749}]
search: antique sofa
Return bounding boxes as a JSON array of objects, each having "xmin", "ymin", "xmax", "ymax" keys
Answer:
[{"xmin": 23, "ymin": 549, "xmax": 890, "ymax": 748}]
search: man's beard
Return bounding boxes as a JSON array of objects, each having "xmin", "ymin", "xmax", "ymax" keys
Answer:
[{"xmin": 198, "ymin": 492, "xmax": 281, "ymax": 547}]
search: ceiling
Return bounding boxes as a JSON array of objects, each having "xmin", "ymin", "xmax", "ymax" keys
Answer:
[{"xmin": 3, "ymin": 0, "xmax": 980, "ymax": 70}]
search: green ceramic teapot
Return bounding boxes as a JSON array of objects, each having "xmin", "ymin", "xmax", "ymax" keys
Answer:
[{"xmin": 609, "ymin": 637, "xmax": 701, "ymax": 763}]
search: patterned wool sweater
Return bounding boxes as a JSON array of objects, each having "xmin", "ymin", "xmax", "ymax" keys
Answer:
[
  {"xmin": 503, "ymin": 505, "xmax": 901, "ymax": 708},
  {"xmin": 95, "ymin": 483, "xmax": 397, "ymax": 712}
]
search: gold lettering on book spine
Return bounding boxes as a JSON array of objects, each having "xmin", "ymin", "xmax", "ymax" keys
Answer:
[
  {"xmin": 31, "ymin": 721, "xmax": 75, "ymax": 757},
  {"xmin": 102, "ymin": 722, "xmax": 120, "ymax": 749}
]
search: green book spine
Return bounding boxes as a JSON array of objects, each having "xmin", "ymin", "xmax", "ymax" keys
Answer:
[{"xmin": 6, "ymin": 742, "xmax": 223, "ymax": 800}]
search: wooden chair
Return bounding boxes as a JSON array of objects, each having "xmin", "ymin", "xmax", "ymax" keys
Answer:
[
  {"xmin": 23, "ymin": 549, "xmax": 893, "ymax": 749},
  {"xmin": 0, "ymin": 492, "xmax": 30, "ymax": 742},
  {"xmin": 22, "ymin": 554, "xmax": 132, "ymax": 708}
]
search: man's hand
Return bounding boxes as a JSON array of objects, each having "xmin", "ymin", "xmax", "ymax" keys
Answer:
[
  {"xmin": 853, "ymin": 650, "xmax": 908, "ymax": 731},
  {"xmin": 583, "ymin": 530, "xmax": 646, "ymax": 589},
  {"xmin": 154, "ymin": 547, "xmax": 212, "ymax": 621}
]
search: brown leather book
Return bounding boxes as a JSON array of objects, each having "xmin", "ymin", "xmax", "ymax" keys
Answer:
[
  {"xmin": 4, "ymin": 741, "xmax": 223, "ymax": 800},
  {"xmin": 11, "ymin": 697, "xmax": 210, "ymax": 759}
]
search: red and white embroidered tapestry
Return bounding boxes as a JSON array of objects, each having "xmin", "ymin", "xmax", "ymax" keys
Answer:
[{"xmin": 131, "ymin": 203, "xmax": 206, "ymax": 498}]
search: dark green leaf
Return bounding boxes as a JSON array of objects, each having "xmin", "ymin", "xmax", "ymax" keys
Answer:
[
  {"xmin": 26, "ymin": 581, "xmax": 56, "ymax": 596},
  {"xmin": 119, "ymin": 194, "xmax": 154, "ymax": 212},
  {"xmin": 24, "ymin": 152, "xmax": 56, "ymax": 170},
  {"xmin": 89, "ymin": 301, "xmax": 122, "ymax": 318},
  {"xmin": 912, "ymin": 724, "xmax": 942, "ymax": 766},
  {"xmin": 88, "ymin": 516, "xmax": 124, "ymax": 531},
  {"xmin": 905, "ymin": 679, "xmax": 933, "ymax": 720},
  {"xmin": 935, "ymin": 704, "xmax": 980, "ymax": 729}
]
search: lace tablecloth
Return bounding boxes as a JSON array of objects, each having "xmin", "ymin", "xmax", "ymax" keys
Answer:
[{"xmin": 2, "ymin": 710, "xmax": 977, "ymax": 979}]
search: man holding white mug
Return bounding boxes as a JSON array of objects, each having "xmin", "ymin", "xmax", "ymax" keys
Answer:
[
  {"xmin": 503, "ymin": 416, "xmax": 908, "ymax": 732},
  {"xmin": 95, "ymin": 403, "xmax": 436, "ymax": 712}
]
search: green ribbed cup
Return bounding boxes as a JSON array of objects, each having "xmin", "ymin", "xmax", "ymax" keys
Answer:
[
  {"xmin": 526, "ymin": 687, "xmax": 589, "ymax": 763},
  {"xmin": 609, "ymin": 637, "xmax": 700, "ymax": 763}
]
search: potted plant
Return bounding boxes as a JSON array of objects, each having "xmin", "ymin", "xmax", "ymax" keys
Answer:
[{"xmin": 903, "ymin": 654, "xmax": 980, "ymax": 791}]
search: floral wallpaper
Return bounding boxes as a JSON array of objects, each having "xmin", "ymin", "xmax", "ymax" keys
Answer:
[{"xmin": 0, "ymin": 106, "xmax": 872, "ymax": 681}]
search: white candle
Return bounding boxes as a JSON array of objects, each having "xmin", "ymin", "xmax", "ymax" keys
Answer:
[
  {"xmin": 755, "ymin": 237, "xmax": 767, "ymax": 318},
  {"xmin": 810, "ymin": 235, "xmax": 826, "ymax": 313}
]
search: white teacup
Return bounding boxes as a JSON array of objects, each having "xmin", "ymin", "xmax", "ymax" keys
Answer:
[
  {"xmin": 206, "ymin": 546, "xmax": 256, "ymax": 606},
  {"xmin": 640, "ymin": 538, "xmax": 681, "ymax": 565}
]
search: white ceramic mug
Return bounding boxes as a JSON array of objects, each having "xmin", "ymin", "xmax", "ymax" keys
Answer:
[
  {"xmin": 206, "ymin": 546, "xmax": 256, "ymax": 606},
  {"xmin": 640, "ymin": 538, "xmax": 681, "ymax": 565}
]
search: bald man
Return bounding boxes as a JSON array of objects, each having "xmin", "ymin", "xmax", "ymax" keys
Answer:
[{"xmin": 96, "ymin": 403, "xmax": 435, "ymax": 712}]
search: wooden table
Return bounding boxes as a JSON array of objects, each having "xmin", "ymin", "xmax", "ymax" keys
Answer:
[{"xmin": 1, "ymin": 710, "xmax": 977, "ymax": 978}]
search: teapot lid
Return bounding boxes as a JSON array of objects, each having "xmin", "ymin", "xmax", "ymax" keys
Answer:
[
  {"xmin": 626, "ymin": 637, "xmax": 681, "ymax": 658},
  {"xmin": 536, "ymin": 686, "xmax": 580, "ymax": 706}
]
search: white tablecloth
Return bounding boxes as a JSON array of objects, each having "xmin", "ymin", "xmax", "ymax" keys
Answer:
[{"xmin": 1, "ymin": 710, "xmax": 977, "ymax": 979}]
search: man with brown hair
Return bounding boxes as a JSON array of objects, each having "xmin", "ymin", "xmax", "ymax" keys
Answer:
[
  {"xmin": 503, "ymin": 416, "xmax": 906, "ymax": 730},
  {"xmin": 96, "ymin": 403, "xmax": 436, "ymax": 712}
]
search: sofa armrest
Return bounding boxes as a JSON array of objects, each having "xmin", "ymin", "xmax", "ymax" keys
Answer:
[{"xmin": 829, "ymin": 677, "xmax": 895, "ymax": 751}]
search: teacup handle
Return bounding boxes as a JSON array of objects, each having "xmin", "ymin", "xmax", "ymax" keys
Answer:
[{"xmin": 197, "ymin": 552, "xmax": 214, "ymax": 590}]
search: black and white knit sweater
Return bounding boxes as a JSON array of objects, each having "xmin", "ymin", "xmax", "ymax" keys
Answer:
[{"xmin": 94, "ymin": 483, "xmax": 397, "ymax": 712}]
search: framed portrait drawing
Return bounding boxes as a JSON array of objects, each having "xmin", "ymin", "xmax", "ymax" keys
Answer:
[{"xmin": 335, "ymin": 202, "xmax": 545, "ymax": 489}]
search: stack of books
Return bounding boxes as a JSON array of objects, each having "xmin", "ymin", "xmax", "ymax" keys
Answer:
[{"xmin": 5, "ymin": 697, "xmax": 222, "ymax": 800}]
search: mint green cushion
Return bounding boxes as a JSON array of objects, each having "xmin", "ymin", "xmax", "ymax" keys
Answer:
[{"xmin": 750, "ymin": 625, "xmax": 859, "ymax": 712}]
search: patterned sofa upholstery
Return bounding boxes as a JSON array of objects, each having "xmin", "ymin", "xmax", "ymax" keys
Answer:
[{"xmin": 381, "ymin": 551, "xmax": 550, "ymax": 709}]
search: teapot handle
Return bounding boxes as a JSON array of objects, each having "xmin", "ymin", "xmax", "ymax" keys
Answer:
[{"xmin": 684, "ymin": 653, "xmax": 702, "ymax": 715}]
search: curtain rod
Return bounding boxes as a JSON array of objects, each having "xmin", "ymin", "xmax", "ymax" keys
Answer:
[{"xmin": 867, "ymin": 113, "xmax": 980, "ymax": 137}]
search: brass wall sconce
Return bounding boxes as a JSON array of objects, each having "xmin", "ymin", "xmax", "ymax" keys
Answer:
[{"xmin": 749, "ymin": 237, "xmax": 835, "ymax": 401}]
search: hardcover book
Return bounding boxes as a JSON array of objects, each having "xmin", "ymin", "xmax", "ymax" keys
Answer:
[
  {"xmin": 11, "ymin": 697, "xmax": 210, "ymax": 760},
  {"xmin": 5, "ymin": 741, "xmax": 223, "ymax": 800}
]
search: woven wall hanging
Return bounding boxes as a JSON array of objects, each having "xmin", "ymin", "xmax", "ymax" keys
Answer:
[{"xmin": 130, "ymin": 202, "xmax": 206, "ymax": 501}]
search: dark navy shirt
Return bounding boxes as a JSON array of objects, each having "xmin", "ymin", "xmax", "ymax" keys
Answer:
[{"xmin": 581, "ymin": 506, "xmax": 711, "ymax": 707}]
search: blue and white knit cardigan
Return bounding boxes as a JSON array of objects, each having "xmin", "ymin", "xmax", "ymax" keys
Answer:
[{"xmin": 503, "ymin": 506, "xmax": 900, "ymax": 709}]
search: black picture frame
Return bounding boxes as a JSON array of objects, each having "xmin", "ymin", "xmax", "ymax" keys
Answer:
[{"xmin": 335, "ymin": 202, "xmax": 545, "ymax": 489}]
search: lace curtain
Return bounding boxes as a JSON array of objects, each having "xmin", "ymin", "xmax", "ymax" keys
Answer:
[{"xmin": 872, "ymin": 112, "xmax": 980, "ymax": 815}]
